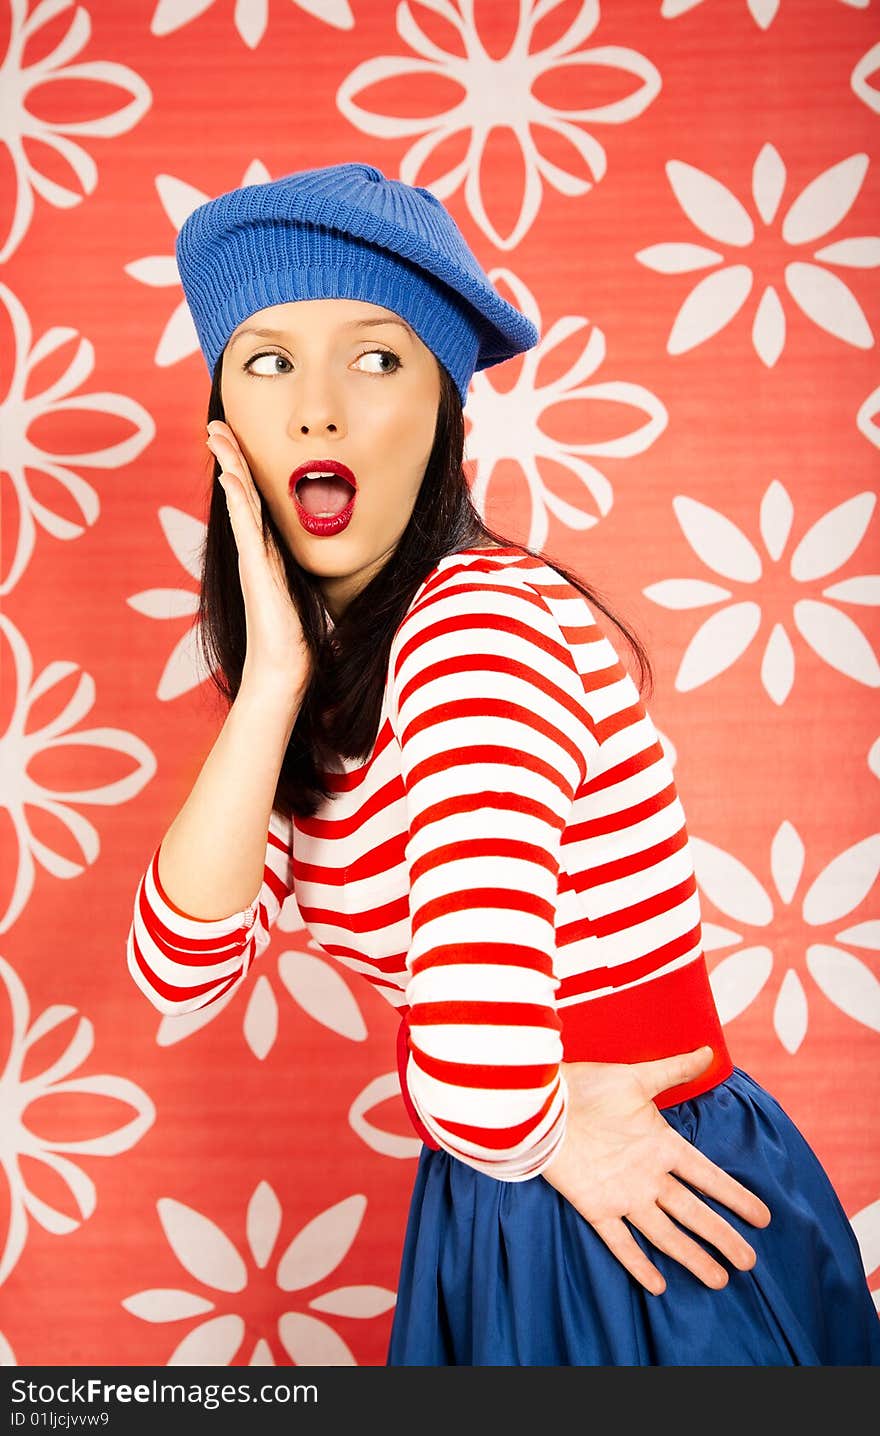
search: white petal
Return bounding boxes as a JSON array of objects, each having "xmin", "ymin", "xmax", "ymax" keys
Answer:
[
  {"xmin": 770, "ymin": 820, "xmax": 805, "ymax": 904},
  {"xmin": 759, "ymin": 479, "xmax": 794, "ymax": 560},
  {"xmin": 642, "ymin": 579, "xmax": 731, "ymax": 609},
  {"xmin": 249, "ymin": 1337, "xmax": 275, "ymax": 1365},
  {"xmin": 278, "ymin": 1312, "xmax": 356, "ymax": 1366},
  {"xmin": 126, "ymin": 587, "xmax": 198, "ymax": 619},
  {"xmin": 753, "ymin": 142, "xmax": 787, "ymax": 224},
  {"xmin": 785, "ymin": 262, "xmax": 874, "ymax": 348},
  {"xmin": 123, "ymin": 255, "xmax": 181, "ymax": 287},
  {"xmin": 871, "ymin": 736, "xmax": 880, "ymax": 779},
  {"xmin": 752, "ymin": 284, "xmax": 786, "ymax": 367},
  {"xmin": 673, "ymin": 495, "xmax": 762, "ymax": 581},
  {"xmin": 782, "ymin": 155, "xmax": 870, "ymax": 243},
  {"xmin": 152, "ymin": 0, "xmax": 216, "ymax": 37},
  {"xmin": 676, "ymin": 603, "xmax": 762, "ymax": 690},
  {"xmin": 806, "ymin": 945, "xmax": 880, "ymax": 1032},
  {"xmin": 167, "ymin": 1314, "xmax": 245, "ymax": 1366},
  {"xmin": 348, "ymin": 1071, "xmax": 422, "ymax": 1159},
  {"xmin": 814, "ymin": 237, "xmax": 880, "ymax": 268},
  {"xmin": 790, "ymin": 492, "xmax": 875, "ymax": 580},
  {"xmin": 793, "ymin": 599, "xmax": 880, "ymax": 685},
  {"xmin": 823, "ymin": 576, "xmax": 880, "ymax": 605},
  {"xmin": 773, "ymin": 969, "xmax": 808, "ymax": 1053},
  {"xmin": 856, "ymin": 385, "xmax": 880, "ymax": 447},
  {"xmin": 246, "ymin": 1181, "xmax": 282, "ymax": 1271},
  {"xmin": 277, "ymin": 951, "xmax": 367, "ymax": 1041},
  {"xmin": 666, "ymin": 161, "xmax": 755, "ymax": 245},
  {"xmin": 276, "ymin": 1195, "xmax": 366, "ymax": 1292},
  {"xmin": 634, "ymin": 242, "xmax": 724, "ymax": 273},
  {"xmin": 120, "ymin": 1288, "xmax": 215, "ymax": 1323},
  {"xmin": 852, "ymin": 41, "xmax": 880, "ymax": 116},
  {"xmin": 700, "ymin": 921, "xmax": 744, "ymax": 951},
  {"xmin": 709, "ymin": 946, "xmax": 774, "ymax": 1023},
  {"xmin": 668, "ymin": 267, "xmax": 754, "ymax": 354},
  {"xmin": 308, "ymin": 1285, "xmax": 396, "ymax": 1317},
  {"xmin": 836, "ymin": 921, "xmax": 880, "ymax": 950},
  {"xmin": 243, "ymin": 974, "xmax": 279, "ymax": 1061},
  {"xmin": 159, "ymin": 506, "xmax": 207, "ymax": 582},
  {"xmin": 802, "ymin": 834, "xmax": 880, "ymax": 924},
  {"xmin": 157, "ymin": 1199, "xmax": 248, "ymax": 1293},
  {"xmin": 660, "ymin": 0, "xmax": 706, "ymax": 14},
  {"xmin": 760, "ymin": 623, "xmax": 795, "ymax": 705},
  {"xmin": 849, "ymin": 1197, "xmax": 880, "ymax": 1278},
  {"xmin": 748, "ymin": 0, "xmax": 780, "ymax": 29},
  {"xmin": 690, "ymin": 837, "xmax": 774, "ymax": 925}
]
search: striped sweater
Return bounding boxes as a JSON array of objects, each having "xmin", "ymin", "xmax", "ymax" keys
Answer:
[{"xmin": 127, "ymin": 545, "xmax": 732, "ymax": 1181}]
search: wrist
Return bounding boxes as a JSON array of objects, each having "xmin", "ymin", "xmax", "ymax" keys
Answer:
[{"xmin": 237, "ymin": 667, "xmax": 307, "ymax": 721}]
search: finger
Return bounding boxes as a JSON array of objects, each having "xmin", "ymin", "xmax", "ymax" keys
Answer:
[
  {"xmin": 207, "ymin": 429, "xmax": 262, "ymax": 526},
  {"xmin": 669, "ymin": 1138, "xmax": 772, "ymax": 1229},
  {"xmin": 629, "ymin": 1204, "xmax": 729, "ymax": 1289},
  {"xmin": 656, "ymin": 1174, "xmax": 757, "ymax": 1271},
  {"xmin": 633, "ymin": 1045, "xmax": 713, "ymax": 1101},
  {"xmin": 217, "ymin": 471, "xmax": 258, "ymax": 554},
  {"xmin": 591, "ymin": 1216, "xmax": 666, "ymax": 1296}
]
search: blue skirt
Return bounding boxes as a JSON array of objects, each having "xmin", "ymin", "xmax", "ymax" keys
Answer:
[{"xmin": 387, "ymin": 1067, "xmax": 880, "ymax": 1365}]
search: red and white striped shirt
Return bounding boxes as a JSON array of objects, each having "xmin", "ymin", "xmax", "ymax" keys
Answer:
[{"xmin": 127, "ymin": 545, "xmax": 732, "ymax": 1181}]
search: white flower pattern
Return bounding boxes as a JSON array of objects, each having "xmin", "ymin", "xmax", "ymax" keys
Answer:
[
  {"xmin": 0, "ymin": 0, "xmax": 151, "ymax": 263},
  {"xmin": 464, "ymin": 268, "xmax": 667, "ymax": 546},
  {"xmin": 0, "ymin": 283, "xmax": 156, "ymax": 595},
  {"xmin": 0, "ymin": 954, "xmax": 155, "ymax": 1286},
  {"xmin": 636, "ymin": 143, "xmax": 880, "ymax": 364},
  {"xmin": 338, "ymin": 0, "xmax": 661, "ymax": 249},
  {"xmin": 121, "ymin": 1183, "xmax": 395, "ymax": 1364},
  {"xmin": 0, "ymin": 614, "xmax": 156, "ymax": 933},
  {"xmin": 696, "ymin": 821, "xmax": 880, "ymax": 1053},
  {"xmin": 643, "ymin": 480, "xmax": 880, "ymax": 700},
  {"xmin": 661, "ymin": 0, "xmax": 869, "ymax": 31},
  {"xmin": 150, "ymin": 0, "xmax": 354, "ymax": 51}
]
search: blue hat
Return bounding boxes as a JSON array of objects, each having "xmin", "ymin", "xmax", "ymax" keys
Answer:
[{"xmin": 175, "ymin": 161, "xmax": 539, "ymax": 407}]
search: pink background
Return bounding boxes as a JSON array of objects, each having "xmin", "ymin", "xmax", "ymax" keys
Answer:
[{"xmin": 1, "ymin": 0, "xmax": 878, "ymax": 1366}]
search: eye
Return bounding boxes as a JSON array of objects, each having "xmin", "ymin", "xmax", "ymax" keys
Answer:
[
  {"xmin": 354, "ymin": 348, "xmax": 402, "ymax": 375},
  {"xmin": 241, "ymin": 347, "xmax": 402, "ymax": 377},
  {"xmin": 242, "ymin": 351, "xmax": 291, "ymax": 376}
]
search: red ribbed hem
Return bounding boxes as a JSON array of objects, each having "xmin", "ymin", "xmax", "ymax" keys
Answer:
[
  {"xmin": 560, "ymin": 957, "xmax": 733, "ymax": 1108},
  {"xmin": 395, "ymin": 957, "xmax": 731, "ymax": 1154}
]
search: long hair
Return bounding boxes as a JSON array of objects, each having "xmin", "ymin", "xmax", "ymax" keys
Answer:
[{"xmin": 197, "ymin": 355, "xmax": 654, "ymax": 819}]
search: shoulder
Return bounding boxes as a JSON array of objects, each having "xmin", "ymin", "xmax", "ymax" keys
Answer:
[{"xmin": 390, "ymin": 548, "xmax": 595, "ymax": 669}]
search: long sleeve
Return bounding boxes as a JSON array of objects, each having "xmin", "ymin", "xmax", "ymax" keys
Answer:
[
  {"xmin": 389, "ymin": 565, "xmax": 600, "ymax": 1181},
  {"xmin": 126, "ymin": 807, "xmax": 295, "ymax": 1015}
]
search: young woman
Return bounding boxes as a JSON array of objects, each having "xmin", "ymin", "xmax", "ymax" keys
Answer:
[{"xmin": 127, "ymin": 161, "xmax": 880, "ymax": 1365}]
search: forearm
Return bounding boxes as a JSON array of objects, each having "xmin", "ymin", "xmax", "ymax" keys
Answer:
[{"xmin": 156, "ymin": 675, "xmax": 304, "ymax": 920}]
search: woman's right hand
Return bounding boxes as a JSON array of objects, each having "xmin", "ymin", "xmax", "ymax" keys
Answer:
[
  {"xmin": 542, "ymin": 1046, "xmax": 772, "ymax": 1296},
  {"xmin": 207, "ymin": 421, "xmax": 312, "ymax": 695}
]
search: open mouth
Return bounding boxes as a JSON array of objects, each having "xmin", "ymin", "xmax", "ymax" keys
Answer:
[
  {"xmin": 289, "ymin": 462, "xmax": 358, "ymax": 536},
  {"xmin": 294, "ymin": 472, "xmax": 357, "ymax": 518}
]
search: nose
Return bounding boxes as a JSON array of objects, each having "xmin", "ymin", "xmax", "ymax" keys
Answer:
[{"xmin": 288, "ymin": 369, "xmax": 344, "ymax": 437}]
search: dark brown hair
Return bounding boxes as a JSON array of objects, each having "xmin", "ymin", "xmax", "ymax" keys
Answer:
[{"xmin": 198, "ymin": 354, "xmax": 654, "ymax": 819}]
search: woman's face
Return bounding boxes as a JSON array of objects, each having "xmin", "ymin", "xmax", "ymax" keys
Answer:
[{"xmin": 219, "ymin": 297, "xmax": 442, "ymax": 620}]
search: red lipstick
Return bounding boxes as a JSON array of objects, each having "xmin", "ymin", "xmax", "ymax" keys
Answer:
[{"xmin": 289, "ymin": 460, "xmax": 357, "ymax": 536}]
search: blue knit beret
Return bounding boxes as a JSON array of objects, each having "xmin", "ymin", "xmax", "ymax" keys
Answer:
[{"xmin": 175, "ymin": 161, "xmax": 539, "ymax": 407}]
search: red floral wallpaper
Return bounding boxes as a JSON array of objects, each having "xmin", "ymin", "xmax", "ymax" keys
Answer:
[{"xmin": 1, "ymin": 0, "xmax": 877, "ymax": 1366}]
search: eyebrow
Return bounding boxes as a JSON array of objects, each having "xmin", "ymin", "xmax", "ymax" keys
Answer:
[{"xmin": 229, "ymin": 316, "xmax": 415, "ymax": 346}]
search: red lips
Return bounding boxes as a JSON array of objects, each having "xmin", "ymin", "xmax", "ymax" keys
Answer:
[
  {"xmin": 288, "ymin": 459, "xmax": 358, "ymax": 494},
  {"xmin": 289, "ymin": 459, "xmax": 358, "ymax": 537}
]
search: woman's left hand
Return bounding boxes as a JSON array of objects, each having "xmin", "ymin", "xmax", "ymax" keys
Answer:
[{"xmin": 541, "ymin": 1045, "xmax": 772, "ymax": 1295}]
